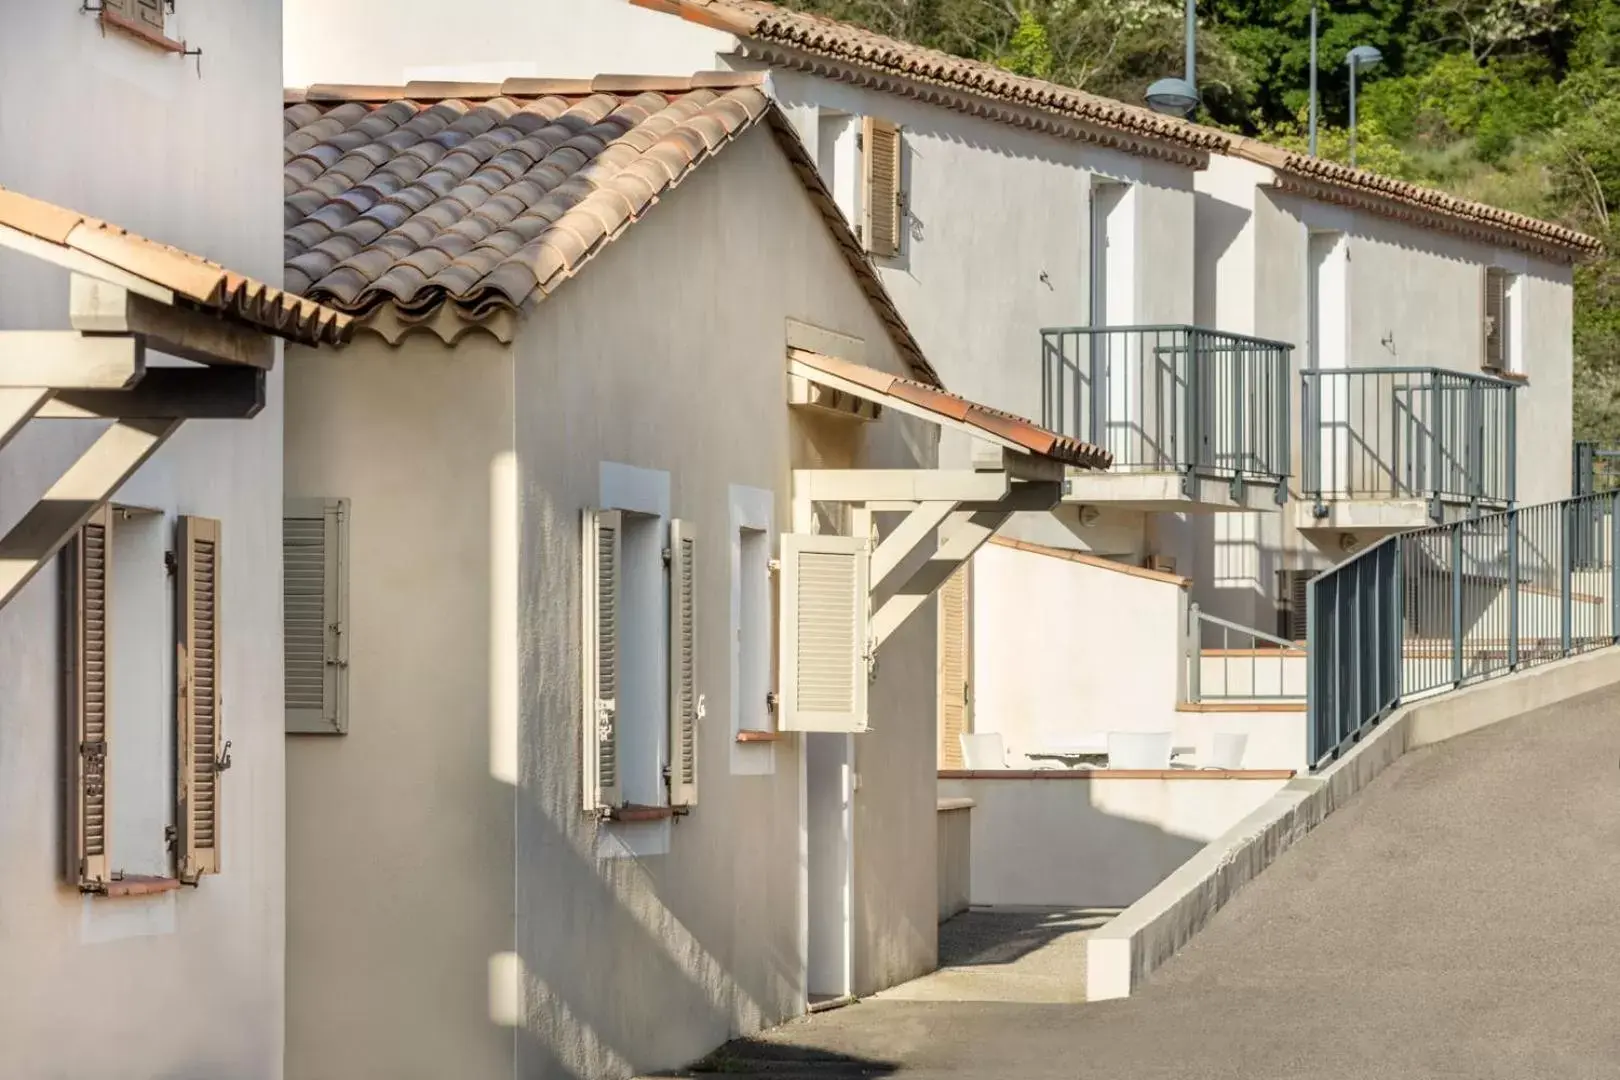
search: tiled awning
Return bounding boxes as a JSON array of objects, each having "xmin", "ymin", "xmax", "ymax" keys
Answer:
[{"xmin": 789, "ymin": 349, "xmax": 1112, "ymax": 471}]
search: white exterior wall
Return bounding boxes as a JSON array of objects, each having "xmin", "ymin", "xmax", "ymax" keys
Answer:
[
  {"xmin": 1187, "ymin": 154, "xmax": 1577, "ymax": 630},
  {"xmin": 0, "ymin": 5, "xmax": 290, "ymax": 1078},
  {"xmin": 283, "ymin": 125, "xmax": 941, "ymax": 1080},
  {"xmin": 283, "ymin": 334, "xmax": 518, "ymax": 1080}
]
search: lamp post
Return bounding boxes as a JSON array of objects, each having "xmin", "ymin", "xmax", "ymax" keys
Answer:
[
  {"xmin": 1145, "ymin": 0, "xmax": 1199, "ymax": 117},
  {"xmin": 1345, "ymin": 44, "xmax": 1383, "ymax": 167},
  {"xmin": 1308, "ymin": 1, "xmax": 1319, "ymax": 156}
]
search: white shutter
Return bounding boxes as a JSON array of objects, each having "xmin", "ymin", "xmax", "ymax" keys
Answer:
[
  {"xmin": 582, "ymin": 510, "xmax": 623, "ymax": 810},
  {"xmin": 65, "ymin": 506, "xmax": 112, "ymax": 890},
  {"xmin": 668, "ymin": 519, "xmax": 699, "ymax": 806},
  {"xmin": 177, "ymin": 515, "xmax": 222, "ymax": 880},
  {"xmin": 284, "ymin": 498, "xmax": 349, "ymax": 734},
  {"xmin": 862, "ymin": 116, "xmax": 902, "ymax": 257},
  {"xmin": 778, "ymin": 533, "xmax": 871, "ymax": 733}
]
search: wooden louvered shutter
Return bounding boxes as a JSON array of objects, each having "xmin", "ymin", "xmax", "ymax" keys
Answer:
[
  {"xmin": 133, "ymin": 0, "xmax": 165, "ymax": 31},
  {"xmin": 778, "ymin": 533, "xmax": 870, "ymax": 733},
  {"xmin": 1278, "ymin": 568, "xmax": 1312, "ymax": 643},
  {"xmin": 668, "ymin": 520, "xmax": 698, "ymax": 806},
  {"xmin": 582, "ymin": 510, "xmax": 623, "ymax": 811},
  {"xmin": 65, "ymin": 505, "xmax": 112, "ymax": 890},
  {"xmin": 862, "ymin": 116, "xmax": 902, "ymax": 258},
  {"xmin": 284, "ymin": 499, "xmax": 349, "ymax": 734},
  {"xmin": 1484, "ymin": 268, "xmax": 1508, "ymax": 370},
  {"xmin": 177, "ymin": 515, "xmax": 222, "ymax": 880},
  {"xmin": 938, "ymin": 564, "xmax": 971, "ymax": 769}
]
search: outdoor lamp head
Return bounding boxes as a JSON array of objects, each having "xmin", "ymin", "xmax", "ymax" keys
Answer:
[
  {"xmin": 1345, "ymin": 45, "xmax": 1384, "ymax": 69},
  {"xmin": 1144, "ymin": 77, "xmax": 1199, "ymax": 117}
]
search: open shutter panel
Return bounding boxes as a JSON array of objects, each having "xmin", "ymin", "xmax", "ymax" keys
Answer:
[
  {"xmin": 284, "ymin": 499, "xmax": 348, "ymax": 734},
  {"xmin": 177, "ymin": 515, "xmax": 222, "ymax": 880},
  {"xmin": 65, "ymin": 506, "xmax": 112, "ymax": 890},
  {"xmin": 134, "ymin": 0, "xmax": 165, "ymax": 30},
  {"xmin": 1484, "ymin": 269, "xmax": 1507, "ymax": 370},
  {"xmin": 861, "ymin": 116, "xmax": 902, "ymax": 258},
  {"xmin": 668, "ymin": 520, "xmax": 699, "ymax": 806},
  {"xmin": 582, "ymin": 510, "xmax": 623, "ymax": 811},
  {"xmin": 938, "ymin": 564, "xmax": 970, "ymax": 768},
  {"xmin": 778, "ymin": 533, "xmax": 871, "ymax": 733}
]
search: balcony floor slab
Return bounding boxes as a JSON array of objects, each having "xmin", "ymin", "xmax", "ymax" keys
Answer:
[{"xmin": 1065, "ymin": 471, "xmax": 1283, "ymax": 514}]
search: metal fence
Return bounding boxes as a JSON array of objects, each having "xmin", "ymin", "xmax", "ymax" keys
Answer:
[
  {"xmin": 1041, "ymin": 325, "xmax": 1292, "ymax": 499},
  {"xmin": 1186, "ymin": 603, "xmax": 1307, "ymax": 702},
  {"xmin": 1573, "ymin": 441, "xmax": 1620, "ymax": 495},
  {"xmin": 1300, "ymin": 367, "xmax": 1517, "ymax": 520},
  {"xmin": 1307, "ymin": 492, "xmax": 1620, "ymax": 769}
]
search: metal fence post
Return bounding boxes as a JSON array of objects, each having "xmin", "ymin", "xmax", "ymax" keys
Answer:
[
  {"xmin": 1611, "ymin": 491, "xmax": 1620, "ymax": 644},
  {"xmin": 1392, "ymin": 535, "xmax": 1406, "ymax": 702},
  {"xmin": 1508, "ymin": 508, "xmax": 1520, "ymax": 670},
  {"xmin": 1431, "ymin": 377, "xmax": 1447, "ymax": 523},
  {"xmin": 1451, "ymin": 524, "xmax": 1464, "ymax": 687},
  {"xmin": 1089, "ymin": 329, "xmax": 1107, "ymax": 448},
  {"xmin": 1306, "ymin": 576, "xmax": 1319, "ymax": 767},
  {"xmin": 1187, "ymin": 601, "xmax": 1202, "ymax": 703},
  {"xmin": 1506, "ymin": 388, "xmax": 1517, "ymax": 505},
  {"xmin": 1562, "ymin": 501, "xmax": 1574, "ymax": 656}
]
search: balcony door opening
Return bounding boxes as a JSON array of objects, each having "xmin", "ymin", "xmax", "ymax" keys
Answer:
[
  {"xmin": 1090, "ymin": 180, "xmax": 1138, "ymax": 466},
  {"xmin": 1308, "ymin": 231, "xmax": 1348, "ymax": 497},
  {"xmin": 805, "ymin": 732, "xmax": 852, "ymax": 1007}
]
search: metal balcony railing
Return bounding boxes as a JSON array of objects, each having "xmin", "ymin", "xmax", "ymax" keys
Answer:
[
  {"xmin": 1572, "ymin": 440, "xmax": 1620, "ymax": 495},
  {"xmin": 1040, "ymin": 326, "xmax": 1292, "ymax": 500},
  {"xmin": 1301, "ymin": 367, "xmax": 1517, "ymax": 520},
  {"xmin": 1307, "ymin": 493, "xmax": 1620, "ymax": 769}
]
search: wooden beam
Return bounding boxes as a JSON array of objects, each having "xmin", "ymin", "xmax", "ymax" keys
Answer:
[
  {"xmin": 0, "ymin": 223, "xmax": 174, "ymax": 305},
  {"xmin": 0, "ymin": 418, "xmax": 181, "ymax": 610},
  {"xmin": 871, "ymin": 481, "xmax": 1062, "ymax": 647},
  {"xmin": 0, "ymin": 332, "xmax": 144, "ymax": 388},
  {"xmin": 71, "ymin": 275, "xmax": 274, "ymax": 369},
  {"xmin": 0, "ymin": 388, "xmax": 52, "ymax": 451},
  {"xmin": 38, "ymin": 366, "xmax": 265, "ymax": 419},
  {"xmin": 871, "ymin": 501, "xmax": 956, "ymax": 590}
]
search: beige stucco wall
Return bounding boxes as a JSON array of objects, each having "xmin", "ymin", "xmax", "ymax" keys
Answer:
[
  {"xmin": 1186, "ymin": 153, "xmax": 1577, "ymax": 630},
  {"xmin": 0, "ymin": 5, "xmax": 291, "ymax": 1078},
  {"xmin": 283, "ymin": 333, "xmax": 518, "ymax": 1079}
]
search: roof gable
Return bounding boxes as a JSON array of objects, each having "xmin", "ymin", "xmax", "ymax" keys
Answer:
[{"xmin": 282, "ymin": 74, "xmax": 938, "ymax": 379}]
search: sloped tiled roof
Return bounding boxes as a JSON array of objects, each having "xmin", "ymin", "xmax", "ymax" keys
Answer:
[
  {"xmin": 0, "ymin": 187, "xmax": 352, "ymax": 347},
  {"xmin": 282, "ymin": 74, "xmax": 938, "ymax": 377},
  {"xmin": 790, "ymin": 348, "xmax": 1111, "ymax": 470},
  {"xmin": 632, "ymin": 0, "xmax": 1224, "ymax": 164},
  {"xmin": 636, "ymin": 0, "xmax": 1598, "ymax": 259}
]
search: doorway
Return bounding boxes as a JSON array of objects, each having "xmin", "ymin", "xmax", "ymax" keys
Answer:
[
  {"xmin": 1308, "ymin": 231, "xmax": 1348, "ymax": 496},
  {"xmin": 805, "ymin": 732, "xmax": 853, "ymax": 1006}
]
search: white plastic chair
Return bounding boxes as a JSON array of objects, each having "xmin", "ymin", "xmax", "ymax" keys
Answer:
[
  {"xmin": 1106, "ymin": 731, "xmax": 1173, "ymax": 770},
  {"xmin": 1204, "ymin": 732, "xmax": 1249, "ymax": 770},
  {"xmin": 959, "ymin": 732, "xmax": 1009, "ymax": 769}
]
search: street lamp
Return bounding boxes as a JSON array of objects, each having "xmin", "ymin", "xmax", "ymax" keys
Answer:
[
  {"xmin": 1145, "ymin": 0, "xmax": 1199, "ymax": 117},
  {"xmin": 1345, "ymin": 44, "xmax": 1383, "ymax": 167}
]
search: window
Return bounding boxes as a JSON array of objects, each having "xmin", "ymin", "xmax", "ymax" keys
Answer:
[
  {"xmin": 581, "ymin": 508, "xmax": 699, "ymax": 813},
  {"xmin": 64, "ymin": 506, "xmax": 224, "ymax": 893},
  {"xmin": 736, "ymin": 526, "xmax": 771, "ymax": 737},
  {"xmin": 817, "ymin": 110, "xmax": 859, "ymax": 228},
  {"xmin": 1484, "ymin": 267, "xmax": 1519, "ymax": 374},
  {"xmin": 861, "ymin": 116, "xmax": 903, "ymax": 257},
  {"xmin": 284, "ymin": 499, "xmax": 349, "ymax": 734},
  {"xmin": 98, "ymin": 0, "xmax": 184, "ymax": 51}
]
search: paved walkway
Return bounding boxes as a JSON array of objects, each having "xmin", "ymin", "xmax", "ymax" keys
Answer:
[
  {"xmin": 680, "ymin": 683, "xmax": 1620, "ymax": 1079},
  {"xmin": 876, "ymin": 906, "xmax": 1116, "ymax": 1004}
]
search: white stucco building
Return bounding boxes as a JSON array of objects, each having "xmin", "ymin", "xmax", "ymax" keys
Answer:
[
  {"xmin": 0, "ymin": 4, "xmax": 350, "ymax": 1077},
  {"xmin": 277, "ymin": 75, "xmax": 1101, "ymax": 1079}
]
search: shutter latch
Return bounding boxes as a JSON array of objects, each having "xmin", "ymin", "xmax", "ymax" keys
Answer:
[{"xmin": 214, "ymin": 740, "xmax": 233, "ymax": 773}]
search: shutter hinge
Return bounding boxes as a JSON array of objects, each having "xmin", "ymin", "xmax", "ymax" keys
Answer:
[
  {"xmin": 765, "ymin": 690, "xmax": 779, "ymax": 713},
  {"xmin": 856, "ymin": 131, "xmax": 863, "ymax": 150},
  {"xmin": 662, "ymin": 547, "xmax": 672, "ymax": 567},
  {"xmin": 767, "ymin": 558, "xmax": 781, "ymax": 576},
  {"xmin": 215, "ymin": 739, "xmax": 233, "ymax": 773},
  {"xmin": 164, "ymin": 550, "xmax": 177, "ymax": 577}
]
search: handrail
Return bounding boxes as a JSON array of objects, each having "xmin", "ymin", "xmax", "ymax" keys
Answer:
[
  {"xmin": 1041, "ymin": 325, "xmax": 1292, "ymax": 500},
  {"xmin": 1187, "ymin": 603, "xmax": 1307, "ymax": 703},
  {"xmin": 1307, "ymin": 491, "xmax": 1620, "ymax": 769}
]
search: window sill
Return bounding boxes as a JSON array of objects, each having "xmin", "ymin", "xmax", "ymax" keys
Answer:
[
  {"xmin": 736, "ymin": 729, "xmax": 784, "ymax": 743},
  {"xmin": 100, "ymin": 9, "xmax": 187, "ymax": 54},
  {"xmin": 95, "ymin": 875, "xmax": 182, "ymax": 898},
  {"xmin": 605, "ymin": 804, "xmax": 687, "ymax": 822}
]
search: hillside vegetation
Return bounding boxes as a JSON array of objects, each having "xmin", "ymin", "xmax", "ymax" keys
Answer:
[{"xmin": 785, "ymin": 0, "xmax": 1620, "ymax": 440}]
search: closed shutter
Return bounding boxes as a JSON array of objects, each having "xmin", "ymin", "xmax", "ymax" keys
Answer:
[
  {"xmin": 582, "ymin": 510, "xmax": 623, "ymax": 810},
  {"xmin": 1278, "ymin": 568, "xmax": 1312, "ymax": 642},
  {"xmin": 861, "ymin": 116, "xmax": 902, "ymax": 257},
  {"xmin": 100, "ymin": 0, "xmax": 133, "ymax": 18},
  {"xmin": 284, "ymin": 499, "xmax": 349, "ymax": 734},
  {"xmin": 65, "ymin": 506, "xmax": 112, "ymax": 890},
  {"xmin": 134, "ymin": 0, "xmax": 165, "ymax": 31},
  {"xmin": 668, "ymin": 520, "xmax": 699, "ymax": 806},
  {"xmin": 1484, "ymin": 268, "xmax": 1508, "ymax": 370},
  {"xmin": 177, "ymin": 515, "xmax": 222, "ymax": 880},
  {"xmin": 778, "ymin": 533, "xmax": 870, "ymax": 732},
  {"xmin": 938, "ymin": 564, "xmax": 970, "ymax": 769}
]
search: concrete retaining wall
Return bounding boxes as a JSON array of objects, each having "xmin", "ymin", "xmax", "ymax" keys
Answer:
[
  {"xmin": 1086, "ymin": 647, "xmax": 1620, "ymax": 1001},
  {"xmin": 938, "ymin": 800, "xmax": 974, "ymax": 923}
]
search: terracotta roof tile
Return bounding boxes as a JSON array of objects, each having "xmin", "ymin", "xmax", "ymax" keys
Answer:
[
  {"xmin": 0, "ymin": 186, "xmax": 351, "ymax": 347},
  {"xmin": 792, "ymin": 349, "xmax": 1110, "ymax": 470},
  {"xmin": 281, "ymin": 74, "xmax": 936, "ymax": 379},
  {"xmin": 634, "ymin": 0, "xmax": 1597, "ymax": 259}
]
